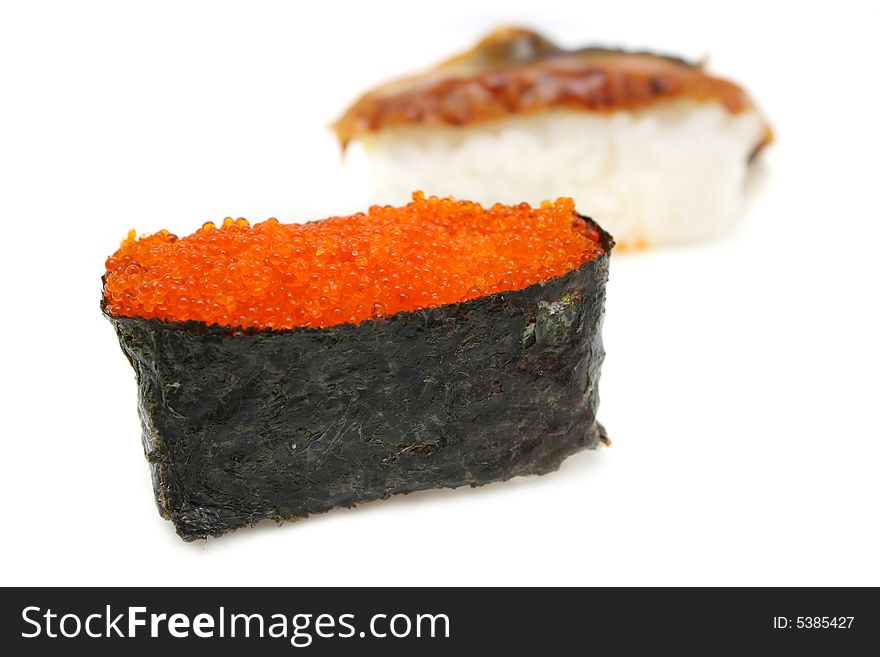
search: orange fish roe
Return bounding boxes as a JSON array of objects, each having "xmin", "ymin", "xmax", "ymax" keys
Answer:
[{"xmin": 103, "ymin": 193, "xmax": 604, "ymax": 330}]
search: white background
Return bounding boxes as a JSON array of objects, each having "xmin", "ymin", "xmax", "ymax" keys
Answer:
[{"xmin": 1, "ymin": 0, "xmax": 878, "ymax": 586}]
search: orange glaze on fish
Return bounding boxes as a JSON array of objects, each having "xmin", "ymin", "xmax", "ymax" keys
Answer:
[{"xmin": 335, "ymin": 27, "xmax": 772, "ymax": 149}]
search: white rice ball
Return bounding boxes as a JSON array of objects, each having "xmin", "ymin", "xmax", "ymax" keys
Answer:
[{"xmin": 359, "ymin": 100, "xmax": 767, "ymax": 248}]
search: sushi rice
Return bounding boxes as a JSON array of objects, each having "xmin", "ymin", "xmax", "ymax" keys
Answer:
[{"xmin": 358, "ymin": 100, "xmax": 767, "ymax": 248}]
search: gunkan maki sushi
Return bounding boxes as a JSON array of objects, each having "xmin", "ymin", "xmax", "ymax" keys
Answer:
[{"xmin": 102, "ymin": 193, "xmax": 613, "ymax": 540}]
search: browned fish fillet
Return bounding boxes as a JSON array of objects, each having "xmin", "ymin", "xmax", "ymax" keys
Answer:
[{"xmin": 335, "ymin": 27, "xmax": 772, "ymax": 150}]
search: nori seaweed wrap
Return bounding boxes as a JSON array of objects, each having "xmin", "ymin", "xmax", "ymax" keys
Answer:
[{"xmin": 103, "ymin": 197, "xmax": 613, "ymax": 540}]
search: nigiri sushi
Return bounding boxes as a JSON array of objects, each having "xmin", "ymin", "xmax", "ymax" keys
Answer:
[
  {"xmin": 335, "ymin": 28, "xmax": 772, "ymax": 248},
  {"xmin": 102, "ymin": 194, "xmax": 613, "ymax": 540}
]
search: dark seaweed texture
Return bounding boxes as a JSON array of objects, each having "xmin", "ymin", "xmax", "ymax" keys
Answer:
[{"xmin": 104, "ymin": 220, "xmax": 613, "ymax": 541}]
